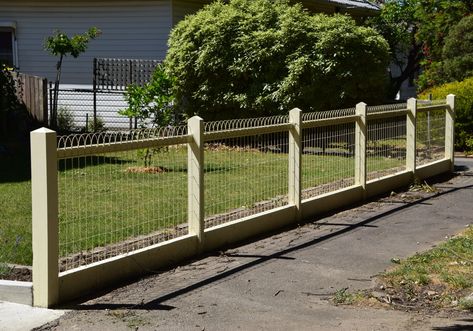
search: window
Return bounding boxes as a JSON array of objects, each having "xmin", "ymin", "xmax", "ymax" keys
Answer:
[{"xmin": 0, "ymin": 22, "xmax": 17, "ymax": 67}]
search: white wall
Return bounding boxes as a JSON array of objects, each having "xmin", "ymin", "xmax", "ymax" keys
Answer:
[{"xmin": 1, "ymin": 1, "xmax": 172, "ymax": 84}]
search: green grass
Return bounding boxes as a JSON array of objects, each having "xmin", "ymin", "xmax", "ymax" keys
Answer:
[
  {"xmin": 1, "ymin": 144, "xmax": 407, "ymax": 266},
  {"xmin": 381, "ymin": 226, "xmax": 473, "ymax": 309}
]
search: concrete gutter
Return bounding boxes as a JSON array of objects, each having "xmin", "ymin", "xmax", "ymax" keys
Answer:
[{"xmin": 0, "ymin": 280, "xmax": 33, "ymax": 306}]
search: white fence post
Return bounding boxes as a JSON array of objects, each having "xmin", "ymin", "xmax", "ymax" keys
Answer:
[
  {"xmin": 446, "ymin": 94, "xmax": 456, "ymax": 172},
  {"xmin": 355, "ymin": 102, "xmax": 367, "ymax": 196},
  {"xmin": 289, "ymin": 108, "xmax": 302, "ymax": 221},
  {"xmin": 406, "ymin": 98, "xmax": 417, "ymax": 175},
  {"xmin": 188, "ymin": 116, "xmax": 204, "ymax": 248},
  {"xmin": 30, "ymin": 128, "xmax": 59, "ymax": 308}
]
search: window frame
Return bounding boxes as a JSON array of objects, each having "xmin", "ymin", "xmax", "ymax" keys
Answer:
[{"xmin": 0, "ymin": 21, "xmax": 18, "ymax": 68}]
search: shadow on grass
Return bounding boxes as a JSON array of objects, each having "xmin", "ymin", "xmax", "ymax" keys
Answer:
[{"xmin": 0, "ymin": 142, "xmax": 31, "ymax": 183}]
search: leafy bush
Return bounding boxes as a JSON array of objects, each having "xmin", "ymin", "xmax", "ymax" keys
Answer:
[
  {"xmin": 419, "ymin": 77, "xmax": 473, "ymax": 151},
  {"xmin": 87, "ymin": 115, "xmax": 105, "ymax": 133},
  {"xmin": 0, "ymin": 65, "xmax": 33, "ymax": 139},
  {"xmin": 443, "ymin": 15, "xmax": 473, "ymax": 83},
  {"xmin": 166, "ymin": 0, "xmax": 390, "ymax": 120},
  {"xmin": 120, "ymin": 64, "xmax": 174, "ymax": 127},
  {"xmin": 56, "ymin": 106, "xmax": 75, "ymax": 133}
]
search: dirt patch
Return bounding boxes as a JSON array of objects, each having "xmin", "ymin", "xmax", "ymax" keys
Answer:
[
  {"xmin": 1, "ymin": 265, "xmax": 32, "ymax": 282},
  {"xmin": 125, "ymin": 166, "xmax": 170, "ymax": 174},
  {"xmin": 351, "ymin": 280, "xmax": 472, "ymax": 318}
]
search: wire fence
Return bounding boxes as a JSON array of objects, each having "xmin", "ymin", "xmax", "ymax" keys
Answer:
[
  {"xmin": 417, "ymin": 109, "xmax": 446, "ymax": 166},
  {"xmin": 367, "ymin": 116, "xmax": 407, "ymax": 181},
  {"xmin": 54, "ymin": 88, "xmax": 131, "ymax": 130},
  {"xmin": 57, "ymin": 127, "xmax": 188, "ymax": 271},
  {"xmin": 302, "ymin": 123, "xmax": 355, "ymax": 197},
  {"xmin": 52, "ymin": 99, "xmax": 451, "ymax": 272},
  {"xmin": 204, "ymin": 132, "xmax": 289, "ymax": 228}
]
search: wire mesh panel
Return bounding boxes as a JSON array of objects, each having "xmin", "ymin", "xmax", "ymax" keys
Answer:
[
  {"xmin": 203, "ymin": 131, "xmax": 289, "ymax": 228},
  {"xmin": 367, "ymin": 116, "xmax": 407, "ymax": 181},
  {"xmin": 57, "ymin": 128, "xmax": 188, "ymax": 271},
  {"xmin": 55, "ymin": 89, "xmax": 130, "ymax": 130},
  {"xmin": 416, "ymin": 106, "xmax": 446, "ymax": 166},
  {"xmin": 301, "ymin": 123, "xmax": 356, "ymax": 198}
]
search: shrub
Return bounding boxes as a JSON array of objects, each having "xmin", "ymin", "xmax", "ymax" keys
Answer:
[
  {"xmin": 443, "ymin": 15, "xmax": 473, "ymax": 83},
  {"xmin": 166, "ymin": 0, "xmax": 390, "ymax": 120},
  {"xmin": 56, "ymin": 106, "xmax": 75, "ymax": 133},
  {"xmin": 119, "ymin": 64, "xmax": 174, "ymax": 127},
  {"xmin": 419, "ymin": 77, "xmax": 473, "ymax": 151}
]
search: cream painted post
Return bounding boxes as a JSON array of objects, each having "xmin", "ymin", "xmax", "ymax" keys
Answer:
[
  {"xmin": 289, "ymin": 108, "xmax": 302, "ymax": 221},
  {"xmin": 30, "ymin": 128, "xmax": 59, "ymax": 308},
  {"xmin": 355, "ymin": 102, "xmax": 367, "ymax": 195},
  {"xmin": 446, "ymin": 94, "xmax": 456, "ymax": 172},
  {"xmin": 406, "ymin": 98, "xmax": 417, "ymax": 174},
  {"xmin": 188, "ymin": 116, "xmax": 204, "ymax": 248}
]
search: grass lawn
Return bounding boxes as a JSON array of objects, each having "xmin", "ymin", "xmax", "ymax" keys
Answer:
[
  {"xmin": 380, "ymin": 226, "xmax": 473, "ymax": 310},
  {"xmin": 1, "ymin": 144, "xmax": 404, "ymax": 266}
]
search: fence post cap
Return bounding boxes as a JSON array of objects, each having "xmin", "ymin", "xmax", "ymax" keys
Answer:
[
  {"xmin": 188, "ymin": 116, "xmax": 203, "ymax": 122},
  {"xmin": 356, "ymin": 102, "xmax": 367, "ymax": 107},
  {"xmin": 31, "ymin": 127, "xmax": 56, "ymax": 134}
]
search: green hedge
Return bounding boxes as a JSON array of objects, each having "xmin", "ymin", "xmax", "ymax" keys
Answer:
[
  {"xmin": 165, "ymin": 0, "xmax": 389, "ymax": 120},
  {"xmin": 419, "ymin": 77, "xmax": 473, "ymax": 151}
]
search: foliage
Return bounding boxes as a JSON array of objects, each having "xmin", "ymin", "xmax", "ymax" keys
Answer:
[
  {"xmin": 45, "ymin": 27, "xmax": 100, "ymax": 58},
  {"xmin": 56, "ymin": 106, "xmax": 75, "ymax": 133},
  {"xmin": 120, "ymin": 64, "xmax": 175, "ymax": 127},
  {"xmin": 0, "ymin": 65, "xmax": 33, "ymax": 139},
  {"xmin": 367, "ymin": 0, "xmax": 422, "ymax": 99},
  {"xmin": 443, "ymin": 15, "xmax": 473, "ymax": 82},
  {"xmin": 44, "ymin": 27, "xmax": 100, "ymax": 128},
  {"xmin": 419, "ymin": 77, "xmax": 473, "ymax": 150},
  {"xmin": 87, "ymin": 115, "xmax": 105, "ymax": 133},
  {"xmin": 368, "ymin": 0, "xmax": 473, "ymax": 95},
  {"xmin": 166, "ymin": 0, "xmax": 389, "ymax": 120},
  {"xmin": 0, "ymin": 65, "xmax": 20, "ymax": 114}
]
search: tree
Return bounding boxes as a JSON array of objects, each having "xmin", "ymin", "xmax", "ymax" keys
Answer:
[
  {"xmin": 119, "ymin": 63, "xmax": 175, "ymax": 128},
  {"xmin": 166, "ymin": 0, "xmax": 389, "ymax": 120},
  {"xmin": 45, "ymin": 27, "xmax": 100, "ymax": 128},
  {"xmin": 443, "ymin": 15, "xmax": 473, "ymax": 82},
  {"xmin": 368, "ymin": 0, "xmax": 421, "ymax": 99},
  {"xmin": 368, "ymin": 0, "xmax": 473, "ymax": 96}
]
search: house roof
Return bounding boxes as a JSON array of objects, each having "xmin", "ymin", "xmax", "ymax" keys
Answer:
[
  {"xmin": 327, "ymin": 0, "xmax": 379, "ymax": 10},
  {"xmin": 316, "ymin": 0, "xmax": 380, "ymax": 14}
]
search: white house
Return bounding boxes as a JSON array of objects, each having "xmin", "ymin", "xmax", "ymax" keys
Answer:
[
  {"xmin": 1, "ymin": 0, "xmax": 379, "ymax": 129},
  {"xmin": 1, "ymin": 0, "xmax": 379, "ymax": 85}
]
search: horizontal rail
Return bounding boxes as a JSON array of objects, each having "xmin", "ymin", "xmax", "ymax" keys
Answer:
[
  {"xmin": 204, "ymin": 123, "xmax": 292, "ymax": 141},
  {"xmin": 302, "ymin": 115, "xmax": 358, "ymax": 129},
  {"xmin": 367, "ymin": 109, "xmax": 408, "ymax": 120},
  {"xmin": 57, "ymin": 135, "xmax": 190, "ymax": 159},
  {"xmin": 417, "ymin": 104, "xmax": 448, "ymax": 113}
]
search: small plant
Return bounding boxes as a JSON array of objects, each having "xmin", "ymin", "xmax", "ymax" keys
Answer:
[
  {"xmin": 56, "ymin": 106, "xmax": 74, "ymax": 133},
  {"xmin": 465, "ymin": 135, "xmax": 473, "ymax": 156},
  {"xmin": 119, "ymin": 63, "xmax": 175, "ymax": 128},
  {"xmin": 333, "ymin": 288, "xmax": 354, "ymax": 305},
  {"xmin": 87, "ymin": 115, "xmax": 105, "ymax": 132},
  {"xmin": 45, "ymin": 27, "xmax": 100, "ymax": 129},
  {"xmin": 459, "ymin": 297, "xmax": 473, "ymax": 311}
]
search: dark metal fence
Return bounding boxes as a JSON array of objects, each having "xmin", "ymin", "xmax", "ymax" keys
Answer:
[{"xmin": 93, "ymin": 58, "xmax": 161, "ymax": 91}]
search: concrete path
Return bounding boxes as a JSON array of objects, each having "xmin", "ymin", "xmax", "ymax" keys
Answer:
[
  {"xmin": 3, "ymin": 158, "xmax": 473, "ymax": 331},
  {"xmin": 0, "ymin": 302, "xmax": 65, "ymax": 331}
]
